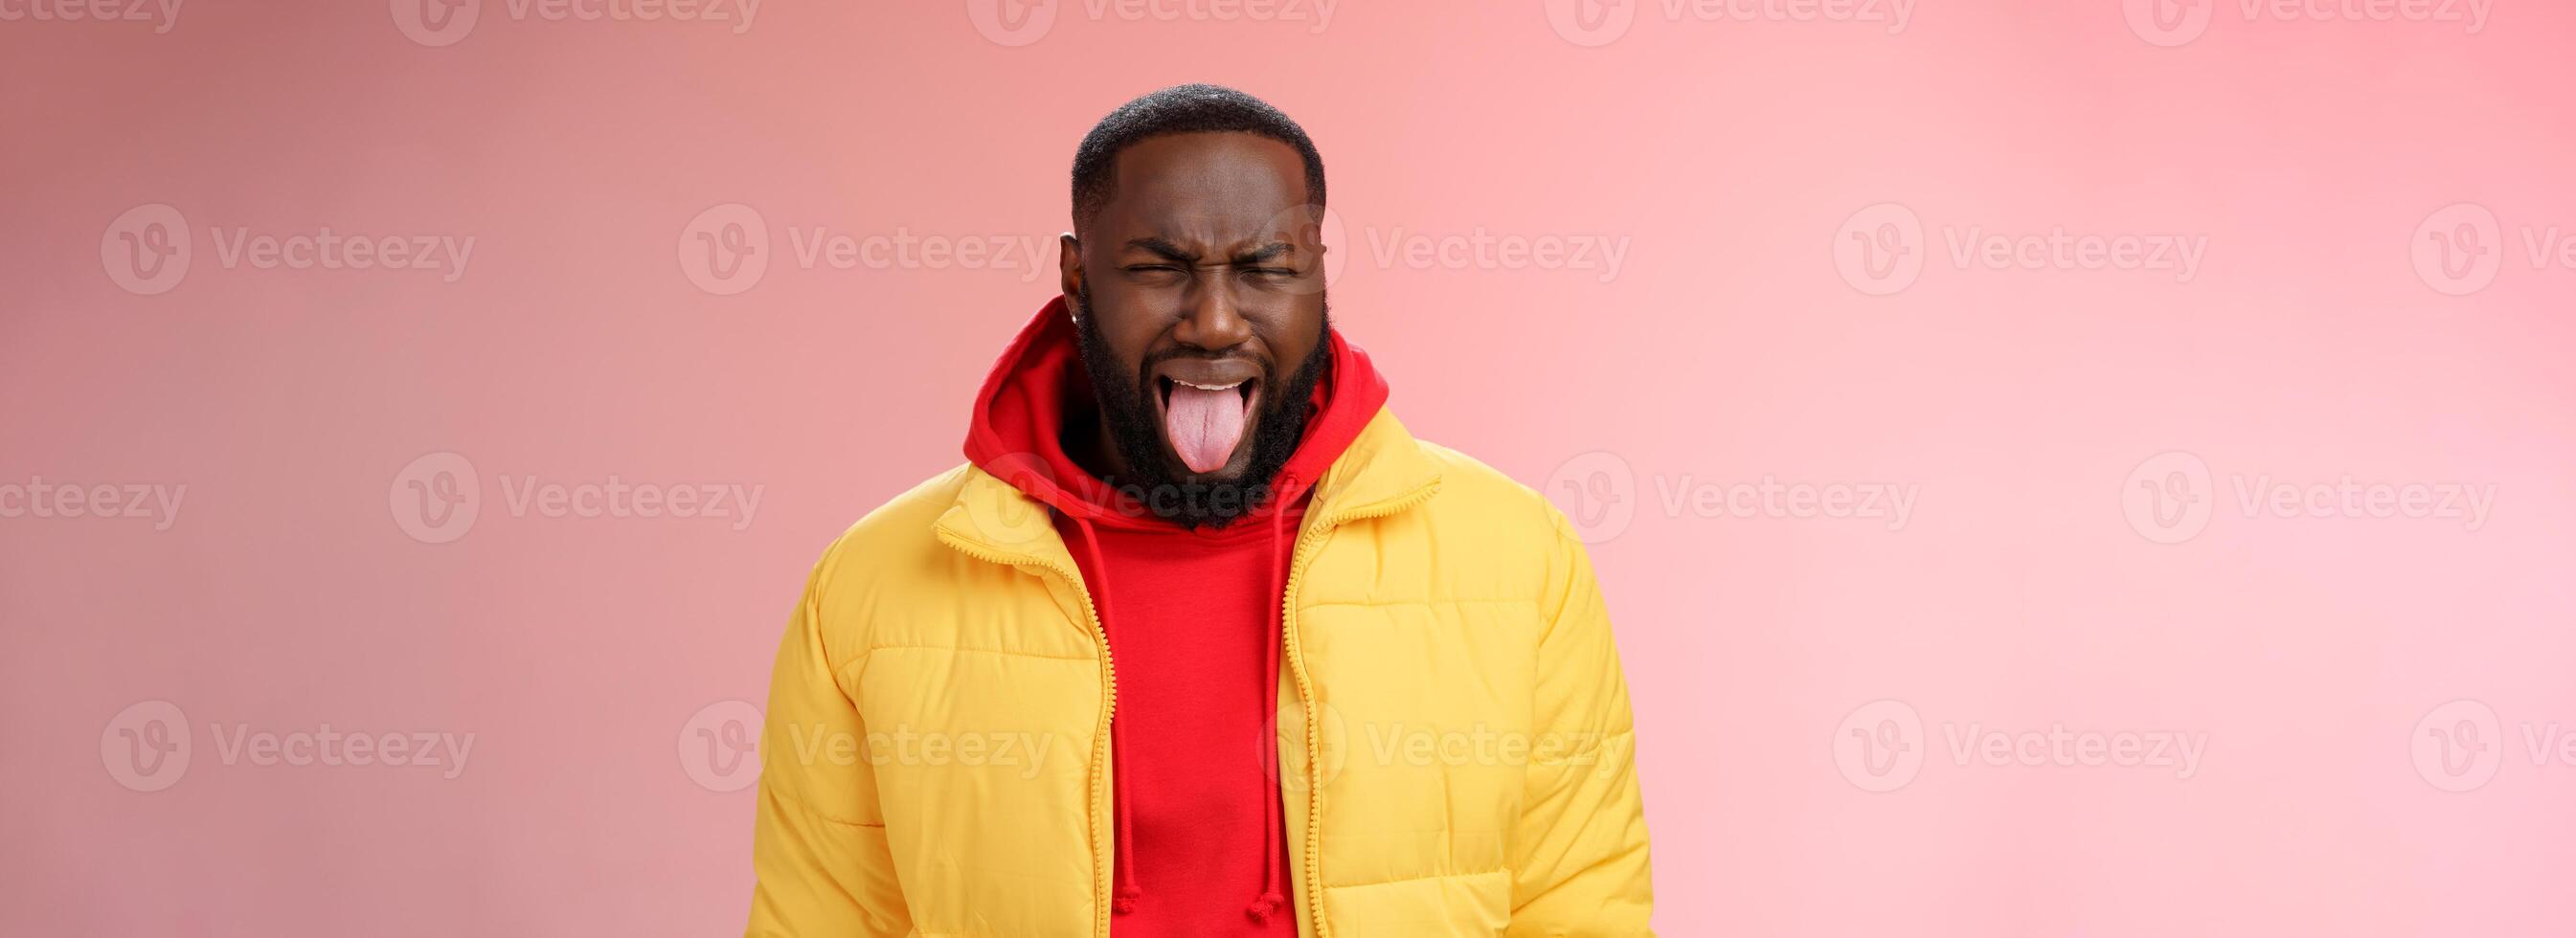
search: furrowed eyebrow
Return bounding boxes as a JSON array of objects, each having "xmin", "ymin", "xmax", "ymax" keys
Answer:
[
  {"xmin": 1119, "ymin": 237, "xmax": 1298, "ymax": 267},
  {"xmin": 1122, "ymin": 237, "xmax": 1195, "ymax": 263},
  {"xmin": 1229, "ymin": 242, "xmax": 1296, "ymax": 266}
]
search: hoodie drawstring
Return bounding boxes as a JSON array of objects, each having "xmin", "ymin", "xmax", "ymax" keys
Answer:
[
  {"xmin": 1246, "ymin": 473, "xmax": 1294, "ymax": 924},
  {"xmin": 1071, "ymin": 513, "xmax": 1145, "ymax": 916}
]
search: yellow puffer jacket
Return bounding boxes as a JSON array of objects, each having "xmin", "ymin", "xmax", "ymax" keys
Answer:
[{"xmin": 746, "ymin": 408, "xmax": 1654, "ymax": 937}]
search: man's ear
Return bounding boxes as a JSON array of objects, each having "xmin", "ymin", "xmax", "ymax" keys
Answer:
[{"xmin": 1058, "ymin": 233, "xmax": 1082, "ymax": 320}]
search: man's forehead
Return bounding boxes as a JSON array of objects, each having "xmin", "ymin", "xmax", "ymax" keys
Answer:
[{"xmin": 1100, "ymin": 133, "xmax": 1308, "ymax": 238}]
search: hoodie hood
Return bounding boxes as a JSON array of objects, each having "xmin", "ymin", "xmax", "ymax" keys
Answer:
[{"xmin": 963, "ymin": 295, "xmax": 1390, "ymax": 530}]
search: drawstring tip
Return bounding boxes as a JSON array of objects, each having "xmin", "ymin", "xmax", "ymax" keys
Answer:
[
  {"xmin": 1113, "ymin": 885, "xmax": 1142, "ymax": 915},
  {"xmin": 1245, "ymin": 892, "xmax": 1286, "ymax": 923}
]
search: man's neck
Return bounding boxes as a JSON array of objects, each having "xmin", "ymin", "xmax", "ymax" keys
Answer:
[{"xmin": 1060, "ymin": 403, "xmax": 1127, "ymax": 485}]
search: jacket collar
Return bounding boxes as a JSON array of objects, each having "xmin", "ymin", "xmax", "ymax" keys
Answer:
[{"xmin": 936, "ymin": 406, "xmax": 1442, "ymax": 570}]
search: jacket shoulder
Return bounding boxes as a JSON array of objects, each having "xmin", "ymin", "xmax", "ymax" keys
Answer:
[
  {"xmin": 800, "ymin": 464, "xmax": 979, "ymax": 651},
  {"xmin": 1397, "ymin": 440, "xmax": 1616, "ymax": 654},
  {"xmin": 815, "ymin": 462, "xmax": 975, "ymax": 570},
  {"xmin": 1407, "ymin": 438, "xmax": 1582, "ymax": 547}
]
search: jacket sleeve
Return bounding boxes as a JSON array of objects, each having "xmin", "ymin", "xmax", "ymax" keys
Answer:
[
  {"xmin": 1508, "ymin": 504, "xmax": 1656, "ymax": 936},
  {"xmin": 745, "ymin": 556, "xmax": 912, "ymax": 937}
]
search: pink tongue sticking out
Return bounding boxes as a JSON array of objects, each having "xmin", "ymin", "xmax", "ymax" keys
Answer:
[{"xmin": 1164, "ymin": 383, "xmax": 1248, "ymax": 475}]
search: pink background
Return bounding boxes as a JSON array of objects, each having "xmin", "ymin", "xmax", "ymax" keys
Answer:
[{"xmin": 7, "ymin": 1, "xmax": 2575, "ymax": 935}]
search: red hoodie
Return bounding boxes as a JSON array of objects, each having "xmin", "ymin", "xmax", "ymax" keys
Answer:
[{"xmin": 963, "ymin": 297, "xmax": 1390, "ymax": 934}]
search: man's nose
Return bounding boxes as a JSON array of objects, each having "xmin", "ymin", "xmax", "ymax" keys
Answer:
[{"xmin": 1173, "ymin": 280, "xmax": 1254, "ymax": 350}]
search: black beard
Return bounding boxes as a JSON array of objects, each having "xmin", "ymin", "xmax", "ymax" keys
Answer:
[{"xmin": 1071, "ymin": 284, "xmax": 1331, "ymax": 530}]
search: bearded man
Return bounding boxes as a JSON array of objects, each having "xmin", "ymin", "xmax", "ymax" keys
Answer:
[{"xmin": 747, "ymin": 84, "xmax": 1655, "ymax": 937}]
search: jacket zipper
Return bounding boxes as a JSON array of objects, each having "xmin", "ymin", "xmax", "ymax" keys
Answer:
[
  {"xmin": 1277, "ymin": 484, "xmax": 1439, "ymax": 938},
  {"xmin": 937, "ymin": 536, "xmax": 1119, "ymax": 938}
]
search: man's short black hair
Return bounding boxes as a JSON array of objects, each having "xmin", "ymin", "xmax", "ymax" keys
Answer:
[{"xmin": 1070, "ymin": 83, "xmax": 1326, "ymax": 232}]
